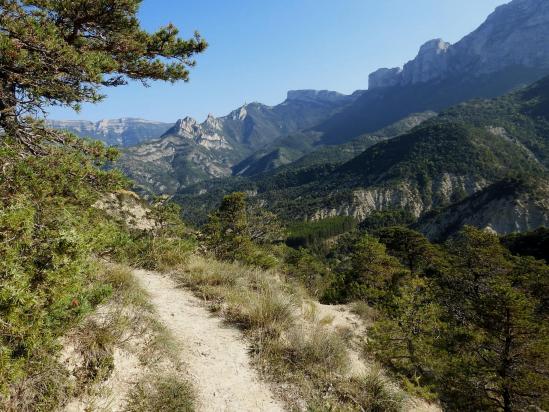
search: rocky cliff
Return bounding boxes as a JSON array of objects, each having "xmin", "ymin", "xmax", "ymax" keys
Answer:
[
  {"xmin": 417, "ymin": 179, "xmax": 549, "ymax": 240},
  {"xmin": 369, "ymin": 0, "xmax": 549, "ymax": 89}
]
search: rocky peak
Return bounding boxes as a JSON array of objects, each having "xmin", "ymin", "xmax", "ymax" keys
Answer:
[
  {"xmin": 418, "ymin": 38, "xmax": 450, "ymax": 56},
  {"xmin": 202, "ymin": 113, "xmax": 223, "ymax": 130},
  {"xmin": 368, "ymin": 67, "xmax": 402, "ymax": 89},
  {"xmin": 173, "ymin": 116, "xmax": 198, "ymax": 135},
  {"xmin": 226, "ymin": 104, "xmax": 250, "ymax": 121}
]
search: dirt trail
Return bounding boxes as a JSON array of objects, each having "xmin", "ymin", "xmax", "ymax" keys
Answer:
[{"xmin": 133, "ymin": 269, "xmax": 284, "ymax": 412}]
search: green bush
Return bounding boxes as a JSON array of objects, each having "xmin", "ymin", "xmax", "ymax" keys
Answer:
[{"xmin": 0, "ymin": 141, "xmax": 125, "ymax": 407}]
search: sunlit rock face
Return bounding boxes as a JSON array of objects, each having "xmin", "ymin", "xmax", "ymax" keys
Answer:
[{"xmin": 368, "ymin": 0, "xmax": 549, "ymax": 90}]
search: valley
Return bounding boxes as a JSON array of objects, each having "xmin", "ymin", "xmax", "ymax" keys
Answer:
[{"xmin": 2, "ymin": 0, "xmax": 549, "ymax": 411}]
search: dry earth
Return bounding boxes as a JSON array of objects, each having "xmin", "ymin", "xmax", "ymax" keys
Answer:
[{"xmin": 133, "ymin": 269, "xmax": 284, "ymax": 412}]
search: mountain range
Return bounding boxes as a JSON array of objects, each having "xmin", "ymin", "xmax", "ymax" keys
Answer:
[
  {"xmin": 48, "ymin": 118, "xmax": 173, "ymax": 147},
  {"xmin": 50, "ymin": 0, "xmax": 549, "ymax": 238},
  {"xmin": 114, "ymin": 90, "xmax": 361, "ymax": 193},
  {"xmin": 176, "ymin": 74, "xmax": 549, "ymax": 238}
]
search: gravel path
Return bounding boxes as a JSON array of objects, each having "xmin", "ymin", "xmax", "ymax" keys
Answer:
[{"xmin": 134, "ymin": 269, "xmax": 284, "ymax": 412}]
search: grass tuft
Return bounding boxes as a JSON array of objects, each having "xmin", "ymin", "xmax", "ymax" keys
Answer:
[
  {"xmin": 340, "ymin": 367, "xmax": 405, "ymax": 412},
  {"xmin": 123, "ymin": 373, "xmax": 196, "ymax": 412}
]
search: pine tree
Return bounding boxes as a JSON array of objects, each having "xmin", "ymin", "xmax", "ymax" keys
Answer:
[
  {"xmin": 368, "ymin": 276, "xmax": 446, "ymax": 395},
  {"xmin": 345, "ymin": 234, "xmax": 406, "ymax": 303},
  {"xmin": 0, "ymin": 0, "xmax": 207, "ymax": 152},
  {"xmin": 376, "ymin": 226, "xmax": 441, "ymax": 275},
  {"xmin": 442, "ymin": 226, "xmax": 549, "ymax": 411},
  {"xmin": 203, "ymin": 192, "xmax": 253, "ymax": 261}
]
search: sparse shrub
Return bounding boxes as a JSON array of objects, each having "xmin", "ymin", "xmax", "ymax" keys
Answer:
[
  {"xmin": 286, "ymin": 326, "xmax": 350, "ymax": 375},
  {"xmin": 124, "ymin": 373, "xmax": 196, "ymax": 412},
  {"xmin": 3, "ymin": 356, "xmax": 73, "ymax": 412},
  {"xmin": 202, "ymin": 192, "xmax": 281, "ymax": 268},
  {"xmin": 115, "ymin": 235, "xmax": 195, "ymax": 272},
  {"xmin": 235, "ymin": 286, "xmax": 296, "ymax": 336},
  {"xmin": 71, "ymin": 315, "xmax": 122, "ymax": 391},
  {"xmin": 339, "ymin": 368, "xmax": 404, "ymax": 412},
  {"xmin": 178, "ymin": 255, "xmax": 240, "ymax": 288},
  {"xmin": 242, "ymin": 248, "xmax": 279, "ymax": 269},
  {"xmin": 285, "ymin": 247, "xmax": 332, "ymax": 297},
  {"xmin": 351, "ymin": 301, "xmax": 379, "ymax": 324},
  {"xmin": 142, "ymin": 237, "xmax": 195, "ymax": 271}
]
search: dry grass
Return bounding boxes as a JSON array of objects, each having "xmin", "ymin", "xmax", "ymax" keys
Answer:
[
  {"xmin": 123, "ymin": 373, "xmax": 196, "ymax": 412},
  {"xmin": 339, "ymin": 367, "xmax": 405, "ymax": 412},
  {"xmin": 173, "ymin": 255, "xmax": 404, "ymax": 411}
]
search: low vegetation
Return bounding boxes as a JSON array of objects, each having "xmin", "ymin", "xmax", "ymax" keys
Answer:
[
  {"xmin": 323, "ymin": 225, "xmax": 549, "ymax": 411},
  {"xmin": 175, "ymin": 255, "xmax": 404, "ymax": 411},
  {"xmin": 186, "ymin": 189, "xmax": 549, "ymax": 411},
  {"xmin": 0, "ymin": 137, "xmax": 196, "ymax": 410},
  {"xmin": 124, "ymin": 373, "xmax": 196, "ymax": 412}
]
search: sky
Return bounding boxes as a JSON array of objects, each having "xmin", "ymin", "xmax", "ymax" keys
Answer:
[{"xmin": 48, "ymin": 0, "xmax": 509, "ymax": 123}]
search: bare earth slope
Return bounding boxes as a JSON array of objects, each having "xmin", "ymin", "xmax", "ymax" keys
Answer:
[{"xmin": 133, "ymin": 269, "xmax": 284, "ymax": 412}]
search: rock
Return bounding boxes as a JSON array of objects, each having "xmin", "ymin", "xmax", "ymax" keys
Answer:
[
  {"xmin": 400, "ymin": 39, "xmax": 450, "ymax": 85},
  {"xmin": 368, "ymin": 68, "xmax": 402, "ymax": 89},
  {"xmin": 417, "ymin": 179, "xmax": 549, "ymax": 240}
]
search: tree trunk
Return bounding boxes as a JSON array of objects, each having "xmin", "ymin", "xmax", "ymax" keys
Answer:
[
  {"xmin": 501, "ymin": 308, "xmax": 513, "ymax": 412},
  {"xmin": 0, "ymin": 77, "xmax": 19, "ymax": 138}
]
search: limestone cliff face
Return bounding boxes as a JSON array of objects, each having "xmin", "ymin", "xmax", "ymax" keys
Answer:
[
  {"xmin": 170, "ymin": 115, "xmax": 231, "ymax": 150},
  {"xmin": 311, "ymin": 174, "xmax": 489, "ymax": 222},
  {"xmin": 417, "ymin": 180, "xmax": 549, "ymax": 240},
  {"xmin": 310, "ymin": 176, "xmax": 549, "ymax": 239},
  {"xmin": 400, "ymin": 39, "xmax": 450, "ymax": 85},
  {"xmin": 368, "ymin": 0, "xmax": 549, "ymax": 89},
  {"xmin": 285, "ymin": 90, "xmax": 350, "ymax": 104}
]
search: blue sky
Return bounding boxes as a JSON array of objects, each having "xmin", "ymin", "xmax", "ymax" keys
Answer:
[{"xmin": 48, "ymin": 0, "xmax": 508, "ymax": 123}]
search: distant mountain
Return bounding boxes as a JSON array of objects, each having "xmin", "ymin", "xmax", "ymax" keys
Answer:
[
  {"xmin": 116, "ymin": 90, "xmax": 360, "ymax": 193},
  {"xmin": 48, "ymin": 118, "xmax": 173, "ymax": 147},
  {"xmin": 113, "ymin": 0, "xmax": 549, "ymax": 211},
  {"xmin": 176, "ymin": 75, "xmax": 549, "ymax": 236},
  {"xmin": 369, "ymin": 0, "xmax": 549, "ymax": 90},
  {"xmin": 283, "ymin": 76, "xmax": 549, "ymax": 223},
  {"xmin": 315, "ymin": 0, "xmax": 549, "ymax": 144},
  {"xmin": 221, "ymin": 0, "xmax": 549, "ymax": 177},
  {"xmin": 233, "ymin": 112, "xmax": 435, "ymax": 177}
]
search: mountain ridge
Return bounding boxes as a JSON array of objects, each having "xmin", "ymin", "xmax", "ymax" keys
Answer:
[
  {"xmin": 48, "ymin": 118, "xmax": 173, "ymax": 147},
  {"xmin": 175, "ymin": 75, "xmax": 549, "ymax": 236}
]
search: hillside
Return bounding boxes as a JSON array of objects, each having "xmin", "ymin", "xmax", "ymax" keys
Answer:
[
  {"xmin": 115, "ymin": 90, "xmax": 359, "ymax": 193},
  {"xmin": 176, "ymin": 75, "xmax": 549, "ymax": 235},
  {"xmin": 416, "ymin": 177, "xmax": 549, "ymax": 241},
  {"xmin": 233, "ymin": 111, "xmax": 436, "ymax": 177}
]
